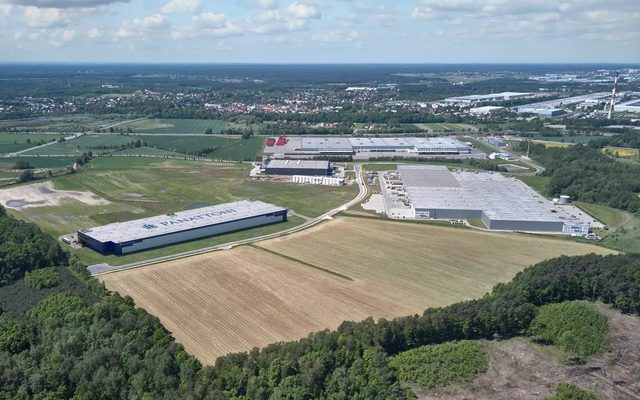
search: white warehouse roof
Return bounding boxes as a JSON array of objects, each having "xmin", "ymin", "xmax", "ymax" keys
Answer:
[
  {"xmin": 398, "ymin": 165, "xmax": 574, "ymax": 223},
  {"xmin": 79, "ymin": 199, "xmax": 286, "ymax": 244}
]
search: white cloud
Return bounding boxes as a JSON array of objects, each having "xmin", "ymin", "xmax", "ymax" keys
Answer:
[
  {"xmin": 3, "ymin": 0, "xmax": 128, "ymax": 8},
  {"xmin": 49, "ymin": 28, "xmax": 75, "ymax": 47},
  {"xmin": 246, "ymin": 0, "xmax": 277, "ymax": 9},
  {"xmin": 116, "ymin": 13, "xmax": 169, "ymax": 38},
  {"xmin": 192, "ymin": 11, "xmax": 225, "ymax": 28},
  {"xmin": 0, "ymin": 4, "xmax": 13, "ymax": 14},
  {"xmin": 24, "ymin": 6, "xmax": 67, "ymax": 27},
  {"xmin": 287, "ymin": 2, "xmax": 320, "ymax": 19},
  {"xmin": 160, "ymin": 0, "xmax": 200, "ymax": 14},
  {"xmin": 411, "ymin": 0, "xmax": 640, "ymax": 44},
  {"xmin": 88, "ymin": 27, "xmax": 103, "ymax": 38},
  {"xmin": 171, "ymin": 14, "xmax": 242, "ymax": 39}
]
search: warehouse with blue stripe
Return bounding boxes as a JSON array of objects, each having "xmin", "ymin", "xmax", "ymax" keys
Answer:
[{"xmin": 78, "ymin": 199, "xmax": 287, "ymax": 255}]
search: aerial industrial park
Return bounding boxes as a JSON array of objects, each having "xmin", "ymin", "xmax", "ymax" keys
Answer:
[{"xmin": 0, "ymin": 62, "xmax": 639, "ymax": 400}]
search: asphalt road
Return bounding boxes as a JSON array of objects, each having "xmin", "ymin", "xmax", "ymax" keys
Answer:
[{"xmin": 88, "ymin": 164, "xmax": 367, "ymax": 276}]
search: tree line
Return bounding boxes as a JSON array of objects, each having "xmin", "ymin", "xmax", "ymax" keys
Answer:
[{"xmin": 517, "ymin": 142, "xmax": 640, "ymax": 213}]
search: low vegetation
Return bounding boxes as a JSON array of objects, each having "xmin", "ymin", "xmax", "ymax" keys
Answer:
[
  {"xmin": 23, "ymin": 267, "xmax": 61, "ymax": 289},
  {"xmin": 544, "ymin": 383, "xmax": 599, "ymax": 400},
  {"xmin": 390, "ymin": 340, "xmax": 487, "ymax": 389},
  {"xmin": 528, "ymin": 301, "xmax": 609, "ymax": 361}
]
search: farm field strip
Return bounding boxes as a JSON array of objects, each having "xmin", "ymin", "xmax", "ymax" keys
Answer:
[{"xmin": 101, "ymin": 217, "xmax": 613, "ymax": 364}]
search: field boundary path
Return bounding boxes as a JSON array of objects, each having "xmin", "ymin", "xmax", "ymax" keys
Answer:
[{"xmin": 88, "ymin": 164, "xmax": 366, "ymax": 276}]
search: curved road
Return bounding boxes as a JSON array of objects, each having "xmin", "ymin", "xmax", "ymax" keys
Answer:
[{"xmin": 89, "ymin": 164, "xmax": 367, "ymax": 276}]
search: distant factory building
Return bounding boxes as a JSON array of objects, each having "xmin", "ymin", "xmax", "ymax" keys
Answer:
[
  {"xmin": 397, "ymin": 165, "xmax": 589, "ymax": 235},
  {"xmin": 444, "ymin": 92, "xmax": 531, "ymax": 105},
  {"xmin": 78, "ymin": 200, "xmax": 287, "ymax": 255},
  {"xmin": 265, "ymin": 159, "xmax": 331, "ymax": 176},
  {"xmin": 616, "ymin": 99, "xmax": 640, "ymax": 113},
  {"xmin": 469, "ymin": 106, "xmax": 504, "ymax": 115},
  {"xmin": 517, "ymin": 108, "xmax": 564, "ymax": 117}
]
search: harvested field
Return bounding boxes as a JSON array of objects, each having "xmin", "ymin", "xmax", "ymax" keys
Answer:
[
  {"xmin": 101, "ymin": 246, "xmax": 404, "ymax": 364},
  {"xmin": 101, "ymin": 217, "xmax": 613, "ymax": 364},
  {"xmin": 0, "ymin": 181, "xmax": 109, "ymax": 209},
  {"xmin": 256, "ymin": 217, "xmax": 614, "ymax": 308}
]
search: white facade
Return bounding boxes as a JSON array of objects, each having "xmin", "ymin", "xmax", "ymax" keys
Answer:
[
  {"xmin": 119, "ymin": 214, "xmax": 284, "ymax": 254},
  {"xmin": 292, "ymin": 175, "xmax": 344, "ymax": 186}
]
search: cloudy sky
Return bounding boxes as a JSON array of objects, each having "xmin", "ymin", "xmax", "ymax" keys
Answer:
[{"xmin": 0, "ymin": 0, "xmax": 638, "ymax": 63}]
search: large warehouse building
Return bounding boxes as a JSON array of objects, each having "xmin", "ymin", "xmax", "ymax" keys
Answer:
[
  {"xmin": 444, "ymin": 92, "xmax": 532, "ymax": 105},
  {"xmin": 78, "ymin": 199, "xmax": 288, "ymax": 255},
  {"xmin": 263, "ymin": 136, "xmax": 473, "ymax": 156},
  {"xmin": 397, "ymin": 165, "xmax": 589, "ymax": 234},
  {"xmin": 264, "ymin": 159, "xmax": 331, "ymax": 176}
]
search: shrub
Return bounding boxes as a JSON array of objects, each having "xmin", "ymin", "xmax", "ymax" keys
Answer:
[
  {"xmin": 28, "ymin": 293, "xmax": 87, "ymax": 324},
  {"xmin": 389, "ymin": 340, "xmax": 487, "ymax": 389},
  {"xmin": 528, "ymin": 301, "xmax": 608, "ymax": 360},
  {"xmin": 544, "ymin": 383, "xmax": 599, "ymax": 400},
  {"xmin": 24, "ymin": 267, "xmax": 61, "ymax": 289}
]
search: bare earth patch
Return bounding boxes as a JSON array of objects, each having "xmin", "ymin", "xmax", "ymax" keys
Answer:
[
  {"xmin": 0, "ymin": 181, "xmax": 110, "ymax": 209},
  {"xmin": 419, "ymin": 305, "xmax": 640, "ymax": 400}
]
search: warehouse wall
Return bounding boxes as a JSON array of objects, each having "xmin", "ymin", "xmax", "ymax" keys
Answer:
[
  {"xmin": 485, "ymin": 218, "xmax": 564, "ymax": 232},
  {"xmin": 117, "ymin": 212, "xmax": 287, "ymax": 254},
  {"xmin": 265, "ymin": 167, "xmax": 330, "ymax": 176},
  {"xmin": 431, "ymin": 208, "xmax": 482, "ymax": 220}
]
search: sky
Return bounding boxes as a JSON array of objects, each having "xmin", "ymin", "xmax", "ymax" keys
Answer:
[{"xmin": 0, "ymin": 0, "xmax": 639, "ymax": 63}]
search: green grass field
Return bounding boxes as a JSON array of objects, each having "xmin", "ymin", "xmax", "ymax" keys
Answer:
[
  {"xmin": 21, "ymin": 135, "xmax": 139, "ymax": 156},
  {"xmin": 531, "ymin": 135, "xmax": 598, "ymax": 145},
  {"xmin": 575, "ymin": 202, "xmax": 640, "ymax": 253},
  {"xmin": 117, "ymin": 118, "xmax": 252, "ymax": 134},
  {"xmin": 0, "ymin": 134, "xmax": 62, "ymax": 154},
  {"xmin": 20, "ymin": 134, "xmax": 265, "ymax": 161},
  {"xmin": 462, "ymin": 137, "xmax": 497, "ymax": 154},
  {"xmin": 111, "ymin": 146, "xmax": 188, "ymax": 157},
  {"xmin": 6, "ymin": 157, "xmax": 356, "ymax": 264},
  {"xmin": 143, "ymin": 135, "xmax": 264, "ymax": 160},
  {"xmin": 0, "ymin": 157, "xmax": 77, "ymax": 170},
  {"xmin": 416, "ymin": 123, "xmax": 477, "ymax": 132},
  {"xmin": 517, "ymin": 175, "xmax": 550, "ymax": 194}
]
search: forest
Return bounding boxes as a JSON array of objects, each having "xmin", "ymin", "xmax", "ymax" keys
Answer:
[
  {"xmin": 0, "ymin": 201, "xmax": 638, "ymax": 399},
  {"xmin": 517, "ymin": 142, "xmax": 640, "ymax": 213},
  {"xmin": 589, "ymin": 131, "xmax": 640, "ymax": 149}
]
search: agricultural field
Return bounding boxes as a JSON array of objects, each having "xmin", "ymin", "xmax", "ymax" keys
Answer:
[
  {"xmin": 4, "ymin": 157, "xmax": 356, "ymax": 264},
  {"xmin": 531, "ymin": 140, "xmax": 573, "ymax": 148},
  {"xmin": 143, "ymin": 135, "xmax": 264, "ymax": 160},
  {"xmin": 602, "ymin": 146, "xmax": 640, "ymax": 158},
  {"xmin": 0, "ymin": 133, "xmax": 61, "ymax": 154},
  {"xmin": 0, "ymin": 156, "xmax": 77, "ymax": 170},
  {"xmin": 415, "ymin": 123, "xmax": 478, "ymax": 132},
  {"xmin": 20, "ymin": 134, "xmax": 265, "ymax": 161},
  {"xmin": 111, "ymin": 146, "xmax": 187, "ymax": 157},
  {"xmin": 101, "ymin": 216, "xmax": 612, "ymax": 364},
  {"xmin": 0, "ymin": 115, "xmax": 107, "ymax": 132},
  {"xmin": 530, "ymin": 135, "xmax": 598, "ymax": 145},
  {"xmin": 117, "ymin": 118, "xmax": 255, "ymax": 134},
  {"xmin": 20, "ymin": 134, "xmax": 139, "ymax": 156}
]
